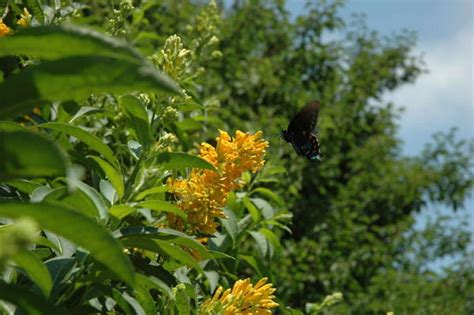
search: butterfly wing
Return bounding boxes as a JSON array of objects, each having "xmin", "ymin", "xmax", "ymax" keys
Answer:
[
  {"xmin": 287, "ymin": 101, "xmax": 320, "ymax": 135},
  {"xmin": 291, "ymin": 132, "xmax": 321, "ymax": 160}
]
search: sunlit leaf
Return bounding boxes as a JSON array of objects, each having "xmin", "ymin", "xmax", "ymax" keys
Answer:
[
  {"xmin": 88, "ymin": 155, "xmax": 124, "ymax": 200},
  {"xmin": 138, "ymin": 200, "xmax": 187, "ymax": 220}
]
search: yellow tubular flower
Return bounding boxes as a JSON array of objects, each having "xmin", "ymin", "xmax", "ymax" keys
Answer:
[
  {"xmin": 0, "ymin": 20, "xmax": 10, "ymax": 37},
  {"xmin": 199, "ymin": 277, "xmax": 279, "ymax": 314},
  {"xmin": 168, "ymin": 130, "xmax": 269, "ymax": 234}
]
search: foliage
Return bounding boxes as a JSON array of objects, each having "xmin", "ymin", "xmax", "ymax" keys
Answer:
[{"xmin": 0, "ymin": 0, "xmax": 472, "ymax": 314}]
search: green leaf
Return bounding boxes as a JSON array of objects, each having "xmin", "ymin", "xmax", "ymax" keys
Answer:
[
  {"xmin": 137, "ymin": 200, "xmax": 187, "ymax": 220},
  {"xmin": 134, "ymin": 185, "xmax": 168, "ymax": 201},
  {"xmin": 134, "ymin": 274, "xmax": 157, "ymax": 315},
  {"xmin": 154, "ymin": 152, "xmax": 217, "ymax": 172},
  {"xmin": 43, "ymin": 185, "xmax": 103, "ymax": 219},
  {"xmin": 4, "ymin": 179, "xmax": 43, "ymax": 194},
  {"xmin": 249, "ymin": 230, "xmax": 268, "ymax": 258},
  {"xmin": 120, "ymin": 236, "xmax": 203, "ymax": 273},
  {"xmin": 0, "ymin": 25, "xmax": 143, "ymax": 62},
  {"xmin": 0, "ymin": 56, "xmax": 180, "ymax": 118},
  {"xmin": 88, "ymin": 155, "xmax": 124, "ymax": 200},
  {"xmin": 0, "ymin": 202, "xmax": 135, "ymax": 286},
  {"xmin": 221, "ymin": 208, "xmax": 238, "ymax": 245},
  {"xmin": 0, "ymin": 281, "xmax": 66, "ymax": 315},
  {"xmin": 259, "ymin": 227, "xmax": 283, "ymax": 255},
  {"xmin": 109, "ymin": 204, "xmax": 136, "ymax": 220},
  {"xmin": 238, "ymin": 255, "xmax": 264, "ymax": 277},
  {"xmin": 0, "ymin": 131, "xmax": 67, "ymax": 179},
  {"xmin": 251, "ymin": 187, "xmax": 285, "ymax": 208},
  {"xmin": 0, "ymin": 121, "xmax": 26, "ymax": 131},
  {"xmin": 242, "ymin": 196, "xmax": 260, "ymax": 222},
  {"xmin": 157, "ymin": 240, "xmax": 203, "ymax": 273},
  {"xmin": 116, "ymin": 227, "xmax": 208, "ymax": 259},
  {"xmin": 119, "ymin": 95, "xmax": 150, "ymax": 147},
  {"xmin": 39, "ymin": 122, "xmax": 119, "ymax": 169},
  {"xmin": 175, "ymin": 287, "xmax": 191, "ymax": 315},
  {"xmin": 27, "ymin": 0, "xmax": 44, "ymax": 24},
  {"xmin": 12, "ymin": 249, "xmax": 53, "ymax": 297}
]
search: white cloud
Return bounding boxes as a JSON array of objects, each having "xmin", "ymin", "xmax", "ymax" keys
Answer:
[{"xmin": 385, "ymin": 23, "xmax": 473, "ymax": 155}]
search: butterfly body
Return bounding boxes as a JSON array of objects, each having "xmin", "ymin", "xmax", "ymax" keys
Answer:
[{"xmin": 282, "ymin": 101, "xmax": 321, "ymax": 161}]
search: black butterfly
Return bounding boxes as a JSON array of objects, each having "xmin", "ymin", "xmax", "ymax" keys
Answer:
[{"xmin": 281, "ymin": 101, "xmax": 321, "ymax": 161}]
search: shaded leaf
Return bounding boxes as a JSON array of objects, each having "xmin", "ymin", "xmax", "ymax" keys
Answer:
[
  {"xmin": 119, "ymin": 95, "xmax": 150, "ymax": 147},
  {"xmin": 0, "ymin": 56, "xmax": 180, "ymax": 118},
  {"xmin": 39, "ymin": 122, "xmax": 119, "ymax": 169},
  {"xmin": 154, "ymin": 152, "xmax": 217, "ymax": 172},
  {"xmin": 0, "ymin": 281, "xmax": 65, "ymax": 315},
  {"xmin": 12, "ymin": 249, "xmax": 53, "ymax": 297},
  {"xmin": 0, "ymin": 202, "xmax": 135, "ymax": 286},
  {"xmin": 0, "ymin": 131, "xmax": 67, "ymax": 179}
]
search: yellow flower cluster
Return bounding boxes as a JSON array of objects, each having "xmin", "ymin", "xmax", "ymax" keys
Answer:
[
  {"xmin": 167, "ymin": 130, "xmax": 268, "ymax": 234},
  {"xmin": 199, "ymin": 277, "xmax": 279, "ymax": 314},
  {"xmin": 0, "ymin": 20, "xmax": 10, "ymax": 37}
]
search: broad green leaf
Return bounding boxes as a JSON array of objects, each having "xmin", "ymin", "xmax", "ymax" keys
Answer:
[
  {"xmin": 221, "ymin": 208, "xmax": 238, "ymax": 245},
  {"xmin": 0, "ymin": 281, "xmax": 65, "ymax": 315},
  {"xmin": 175, "ymin": 287, "xmax": 191, "ymax": 315},
  {"xmin": 250, "ymin": 197, "xmax": 275, "ymax": 219},
  {"xmin": 0, "ymin": 202, "xmax": 135, "ymax": 286},
  {"xmin": 39, "ymin": 122, "xmax": 119, "ymax": 169},
  {"xmin": 109, "ymin": 204, "xmax": 136, "ymax": 220},
  {"xmin": 88, "ymin": 156, "xmax": 124, "ymax": 200},
  {"xmin": 44, "ymin": 257, "xmax": 77, "ymax": 295},
  {"xmin": 0, "ymin": 25, "xmax": 143, "ymax": 62},
  {"xmin": 134, "ymin": 185, "xmax": 168, "ymax": 201},
  {"xmin": 156, "ymin": 240, "xmax": 203, "ymax": 273},
  {"xmin": 43, "ymin": 186, "xmax": 101, "ymax": 219},
  {"xmin": 119, "ymin": 95, "xmax": 150, "ymax": 147},
  {"xmin": 4, "ymin": 179, "xmax": 43, "ymax": 194},
  {"xmin": 0, "ymin": 56, "xmax": 180, "ymax": 118},
  {"xmin": 116, "ymin": 227, "xmax": 208, "ymax": 259},
  {"xmin": 0, "ymin": 131, "xmax": 67, "ymax": 179},
  {"xmin": 154, "ymin": 152, "xmax": 217, "ymax": 172},
  {"xmin": 122, "ymin": 292, "xmax": 146, "ymax": 315},
  {"xmin": 259, "ymin": 227, "xmax": 283, "ymax": 254},
  {"xmin": 238, "ymin": 255, "xmax": 264, "ymax": 277},
  {"xmin": 35, "ymin": 235, "xmax": 61, "ymax": 253},
  {"xmin": 251, "ymin": 187, "xmax": 285, "ymax": 208},
  {"xmin": 249, "ymin": 230, "xmax": 268, "ymax": 258},
  {"xmin": 120, "ymin": 236, "xmax": 203, "ymax": 273},
  {"xmin": 12, "ymin": 249, "xmax": 53, "ymax": 297},
  {"xmin": 242, "ymin": 196, "xmax": 260, "ymax": 222},
  {"xmin": 135, "ymin": 274, "xmax": 158, "ymax": 315},
  {"xmin": 0, "ymin": 121, "xmax": 26, "ymax": 131},
  {"xmin": 137, "ymin": 200, "xmax": 187, "ymax": 220}
]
